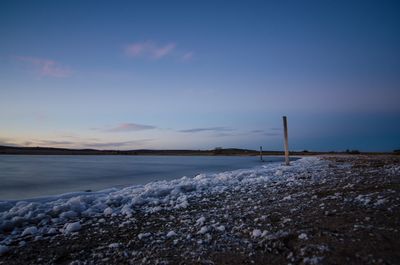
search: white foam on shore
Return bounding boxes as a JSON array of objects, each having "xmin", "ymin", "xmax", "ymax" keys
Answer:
[{"xmin": 0, "ymin": 157, "xmax": 326, "ymax": 245}]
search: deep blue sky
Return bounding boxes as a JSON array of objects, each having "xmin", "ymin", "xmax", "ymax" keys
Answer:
[{"xmin": 0, "ymin": 0, "xmax": 399, "ymax": 151}]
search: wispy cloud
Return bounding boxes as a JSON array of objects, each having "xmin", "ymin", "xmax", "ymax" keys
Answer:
[
  {"xmin": 264, "ymin": 132, "xmax": 280, "ymax": 137},
  {"xmin": 250, "ymin": 129, "xmax": 280, "ymax": 136},
  {"xmin": 0, "ymin": 137, "xmax": 19, "ymax": 147},
  {"xmin": 34, "ymin": 140, "xmax": 75, "ymax": 146},
  {"xmin": 17, "ymin": 139, "xmax": 75, "ymax": 147},
  {"xmin": 125, "ymin": 41, "xmax": 176, "ymax": 59},
  {"xmin": 83, "ymin": 139, "xmax": 153, "ymax": 149},
  {"xmin": 250, "ymin": 129, "xmax": 264, "ymax": 134},
  {"xmin": 23, "ymin": 138, "xmax": 153, "ymax": 149},
  {"xmin": 179, "ymin": 127, "xmax": 232, "ymax": 133},
  {"xmin": 213, "ymin": 132, "xmax": 236, "ymax": 137},
  {"xmin": 16, "ymin": 56, "xmax": 71, "ymax": 77},
  {"xmin": 106, "ymin": 123, "xmax": 156, "ymax": 132}
]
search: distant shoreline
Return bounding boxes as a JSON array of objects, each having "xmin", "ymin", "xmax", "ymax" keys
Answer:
[{"xmin": 0, "ymin": 145, "xmax": 396, "ymax": 156}]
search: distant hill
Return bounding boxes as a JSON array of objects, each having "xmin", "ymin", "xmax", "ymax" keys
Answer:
[
  {"xmin": 0, "ymin": 145, "xmax": 393, "ymax": 156},
  {"xmin": 0, "ymin": 145, "xmax": 269, "ymax": 156},
  {"xmin": 0, "ymin": 145, "xmax": 287, "ymax": 156}
]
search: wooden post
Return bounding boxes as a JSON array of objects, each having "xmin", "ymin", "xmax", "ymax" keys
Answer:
[
  {"xmin": 260, "ymin": 146, "xmax": 263, "ymax": 162},
  {"xmin": 283, "ymin": 116, "xmax": 290, "ymax": 165}
]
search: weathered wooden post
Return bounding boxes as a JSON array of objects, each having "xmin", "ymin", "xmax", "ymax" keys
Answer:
[
  {"xmin": 283, "ymin": 116, "xmax": 290, "ymax": 166},
  {"xmin": 260, "ymin": 146, "xmax": 263, "ymax": 161}
]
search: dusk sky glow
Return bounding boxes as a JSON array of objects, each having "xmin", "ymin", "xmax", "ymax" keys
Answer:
[{"xmin": 1, "ymin": 0, "xmax": 399, "ymax": 151}]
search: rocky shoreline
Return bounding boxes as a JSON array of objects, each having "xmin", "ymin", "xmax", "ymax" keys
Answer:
[{"xmin": 1, "ymin": 155, "xmax": 399, "ymax": 265}]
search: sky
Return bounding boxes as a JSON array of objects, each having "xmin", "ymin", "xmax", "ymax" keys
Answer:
[{"xmin": 0, "ymin": 0, "xmax": 399, "ymax": 152}]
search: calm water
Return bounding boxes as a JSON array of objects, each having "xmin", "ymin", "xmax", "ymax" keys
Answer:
[{"xmin": 0, "ymin": 155, "xmax": 286, "ymax": 200}]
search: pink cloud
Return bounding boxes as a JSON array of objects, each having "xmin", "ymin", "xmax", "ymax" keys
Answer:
[
  {"xmin": 124, "ymin": 41, "xmax": 176, "ymax": 59},
  {"xmin": 152, "ymin": 43, "xmax": 176, "ymax": 59},
  {"xmin": 16, "ymin": 56, "xmax": 71, "ymax": 77},
  {"xmin": 125, "ymin": 43, "xmax": 146, "ymax": 56},
  {"xmin": 181, "ymin": 51, "xmax": 194, "ymax": 61}
]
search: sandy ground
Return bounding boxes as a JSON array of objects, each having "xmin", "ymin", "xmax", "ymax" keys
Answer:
[{"xmin": 0, "ymin": 155, "xmax": 399, "ymax": 265}]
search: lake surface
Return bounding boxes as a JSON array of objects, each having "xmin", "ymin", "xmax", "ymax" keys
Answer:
[{"xmin": 0, "ymin": 155, "xmax": 288, "ymax": 200}]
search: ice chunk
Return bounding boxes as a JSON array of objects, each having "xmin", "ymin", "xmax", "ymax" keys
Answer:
[
  {"xmin": 303, "ymin": 256, "xmax": 323, "ymax": 264},
  {"xmin": 261, "ymin": 230, "xmax": 268, "ymax": 237},
  {"xmin": 298, "ymin": 233, "xmax": 308, "ymax": 240},
  {"xmin": 108, "ymin": 243, "xmax": 120, "ymax": 248},
  {"xmin": 197, "ymin": 226, "xmax": 209, "ymax": 234},
  {"xmin": 374, "ymin": 198, "xmax": 386, "ymax": 206},
  {"xmin": 216, "ymin": 225, "xmax": 225, "ymax": 232},
  {"xmin": 282, "ymin": 195, "xmax": 292, "ymax": 201},
  {"xmin": 21, "ymin": 226, "xmax": 38, "ymax": 237},
  {"xmin": 138, "ymin": 232, "xmax": 151, "ymax": 240},
  {"xmin": 47, "ymin": 228, "xmax": 57, "ymax": 235},
  {"xmin": 175, "ymin": 197, "xmax": 189, "ymax": 209},
  {"xmin": 60, "ymin": 210, "xmax": 78, "ymax": 219},
  {"xmin": 252, "ymin": 229, "xmax": 262, "ymax": 238},
  {"xmin": 121, "ymin": 205, "xmax": 133, "ymax": 217},
  {"xmin": 196, "ymin": 216, "xmax": 206, "ymax": 226},
  {"xmin": 63, "ymin": 221, "xmax": 81, "ymax": 234},
  {"xmin": 355, "ymin": 194, "xmax": 371, "ymax": 205},
  {"xmin": 103, "ymin": 207, "xmax": 113, "ymax": 216},
  {"xmin": 166, "ymin": 231, "xmax": 177, "ymax": 237}
]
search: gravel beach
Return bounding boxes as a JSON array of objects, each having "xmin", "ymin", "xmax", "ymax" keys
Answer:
[{"xmin": 1, "ymin": 155, "xmax": 399, "ymax": 265}]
